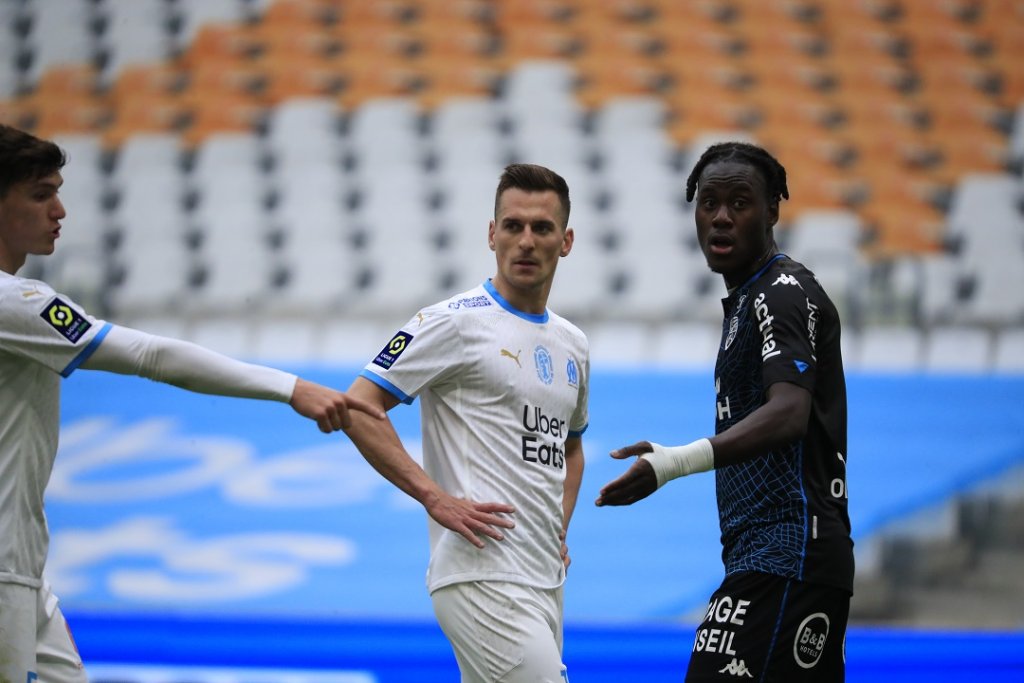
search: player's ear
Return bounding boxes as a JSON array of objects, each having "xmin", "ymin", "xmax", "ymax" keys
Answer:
[
  {"xmin": 560, "ymin": 227, "xmax": 574, "ymax": 257},
  {"xmin": 488, "ymin": 220, "xmax": 496, "ymax": 250}
]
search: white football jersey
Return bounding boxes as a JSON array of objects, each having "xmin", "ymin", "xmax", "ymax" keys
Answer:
[
  {"xmin": 0, "ymin": 272, "xmax": 110, "ymax": 587},
  {"xmin": 361, "ymin": 280, "xmax": 590, "ymax": 593}
]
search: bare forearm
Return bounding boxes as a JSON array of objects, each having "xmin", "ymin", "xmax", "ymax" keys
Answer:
[
  {"xmin": 344, "ymin": 410, "xmax": 441, "ymax": 506},
  {"xmin": 561, "ymin": 438, "xmax": 584, "ymax": 532},
  {"xmin": 710, "ymin": 382, "xmax": 811, "ymax": 468}
]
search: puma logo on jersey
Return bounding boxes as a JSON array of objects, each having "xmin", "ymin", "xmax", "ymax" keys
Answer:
[
  {"xmin": 501, "ymin": 348, "xmax": 522, "ymax": 367},
  {"xmin": 22, "ymin": 287, "xmax": 43, "ymax": 298},
  {"xmin": 718, "ymin": 658, "xmax": 753, "ymax": 678}
]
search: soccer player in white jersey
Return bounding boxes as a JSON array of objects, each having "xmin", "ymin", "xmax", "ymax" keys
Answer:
[
  {"xmin": 0, "ymin": 124, "xmax": 383, "ymax": 683},
  {"xmin": 342, "ymin": 164, "xmax": 589, "ymax": 682}
]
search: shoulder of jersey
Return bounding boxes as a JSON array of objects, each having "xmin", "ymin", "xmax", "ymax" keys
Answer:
[
  {"xmin": 440, "ymin": 287, "xmax": 495, "ymax": 315},
  {"xmin": 0, "ymin": 275, "xmax": 54, "ymax": 303}
]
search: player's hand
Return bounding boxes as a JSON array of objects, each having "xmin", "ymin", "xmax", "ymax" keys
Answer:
[
  {"xmin": 559, "ymin": 529, "xmax": 571, "ymax": 572},
  {"xmin": 595, "ymin": 441, "xmax": 658, "ymax": 507},
  {"xmin": 424, "ymin": 492, "xmax": 516, "ymax": 549},
  {"xmin": 289, "ymin": 378, "xmax": 387, "ymax": 433}
]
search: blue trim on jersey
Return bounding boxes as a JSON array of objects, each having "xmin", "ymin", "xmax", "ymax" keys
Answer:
[
  {"xmin": 483, "ymin": 279, "xmax": 549, "ymax": 324},
  {"xmin": 568, "ymin": 424, "xmax": 588, "ymax": 438},
  {"xmin": 761, "ymin": 579, "xmax": 793, "ymax": 683},
  {"xmin": 797, "ymin": 443, "xmax": 809, "ymax": 581},
  {"xmin": 61, "ymin": 322, "xmax": 112, "ymax": 378},
  {"xmin": 739, "ymin": 253, "xmax": 787, "ymax": 290},
  {"xmin": 360, "ymin": 369, "xmax": 415, "ymax": 405}
]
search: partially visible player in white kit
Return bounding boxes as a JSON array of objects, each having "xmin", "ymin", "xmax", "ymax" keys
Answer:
[
  {"xmin": 342, "ymin": 164, "xmax": 588, "ymax": 682},
  {"xmin": 0, "ymin": 124, "xmax": 384, "ymax": 683}
]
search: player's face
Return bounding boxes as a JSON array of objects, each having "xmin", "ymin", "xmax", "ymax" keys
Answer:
[
  {"xmin": 693, "ymin": 160, "xmax": 778, "ymax": 290},
  {"xmin": 489, "ymin": 187, "xmax": 573, "ymax": 313},
  {"xmin": 0, "ymin": 171, "xmax": 66, "ymax": 271}
]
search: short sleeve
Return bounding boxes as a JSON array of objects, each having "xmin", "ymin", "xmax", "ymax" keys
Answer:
[
  {"xmin": 756, "ymin": 280, "xmax": 818, "ymax": 392},
  {"xmin": 359, "ymin": 308, "xmax": 463, "ymax": 404},
  {"xmin": 0, "ymin": 278, "xmax": 110, "ymax": 377}
]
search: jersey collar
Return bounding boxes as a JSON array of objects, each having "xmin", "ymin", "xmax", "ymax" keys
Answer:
[
  {"xmin": 483, "ymin": 279, "xmax": 549, "ymax": 324},
  {"xmin": 728, "ymin": 253, "xmax": 788, "ymax": 296}
]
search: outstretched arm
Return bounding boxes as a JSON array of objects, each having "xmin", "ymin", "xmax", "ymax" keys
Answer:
[
  {"xmin": 596, "ymin": 381, "xmax": 811, "ymax": 507},
  {"xmin": 342, "ymin": 376, "xmax": 516, "ymax": 548},
  {"xmin": 81, "ymin": 325, "xmax": 384, "ymax": 432}
]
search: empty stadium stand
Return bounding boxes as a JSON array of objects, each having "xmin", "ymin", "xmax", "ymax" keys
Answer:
[{"xmin": 3, "ymin": 5, "xmax": 1024, "ymax": 667}]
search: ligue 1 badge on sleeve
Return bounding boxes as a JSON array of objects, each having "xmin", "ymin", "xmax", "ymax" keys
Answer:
[{"xmin": 40, "ymin": 297, "xmax": 91, "ymax": 342}]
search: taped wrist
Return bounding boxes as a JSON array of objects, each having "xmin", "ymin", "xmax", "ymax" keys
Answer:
[{"xmin": 640, "ymin": 438, "xmax": 714, "ymax": 488}]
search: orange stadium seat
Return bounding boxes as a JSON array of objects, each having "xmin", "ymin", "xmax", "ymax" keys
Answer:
[
  {"xmin": 491, "ymin": 0, "xmax": 579, "ymax": 26},
  {"xmin": 30, "ymin": 94, "xmax": 112, "ymax": 140},
  {"xmin": 184, "ymin": 22, "xmax": 263, "ymax": 65},
  {"xmin": 250, "ymin": 22, "xmax": 342, "ymax": 61},
  {"xmin": 406, "ymin": 18, "xmax": 496, "ymax": 59},
  {"xmin": 333, "ymin": 55, "xmax": 422, "ymax": 109},
  {"xmin": 408, "ymin": 55, "xmax": 502, "ymax": 109},
  {"xmin": 495, "ymin": 23, "xmax": 583, "ymax": 64},
  {"xmin": 188, "ymin": 58, "xmax": 267, "ymax": 99},
  {"xmin": 261, "ymin": 0, "xmax": 338, "ymax": 27},
  {"xmin": 572, "ymin": 52, "xmax": 669, "ymax": 109},
  {"xmin": 110, "ymin": 64, "xmax": 188, "ymax": 104},
  {"xmin": 33, "ymin": 64, "xmax": 100, "ymax": 98},
  {"xmin": 260, "ymin": 53, "xmax": 344, "ymax": 104},
  {"xmin": 180, "ymin": 91, "xmax": 267, "ymax": 147},
  {"xmin": 102, "ymin": 92, "xmax": 192, "ymax": 149}
]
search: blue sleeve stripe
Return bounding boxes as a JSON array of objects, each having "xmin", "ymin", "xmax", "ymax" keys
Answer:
[
  {"xmin": 61, "ymin": 322, "xmax": 112, "ymax": 378},
  {"xmin": 359, "ymin": 369, "xmax": 414, "ymax": 405},
  {"xmin": 568, "ymin": 423, "xmax": 588, "ymax": 438}
]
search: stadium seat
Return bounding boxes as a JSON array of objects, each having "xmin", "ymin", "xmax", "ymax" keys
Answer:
[
  {"xmin": 187, "ymin": 316, "xmax": 256, "ymax": 358},
  {"xmin": 651, "ymin": 321, "xmax": 721, "ymax": 369},
  {"xmin": 992, "ymin": 326, "xmax": 1024, "ymax": 373},
  {"xmin": 97, "ymin": 0, "xmax": 175, "ymax": 85},
  {"xmin": 251, "ymin": 317, "xmax": 321, "ymax": 362},
  {"xmin": 19, "ymin": 0, "xmax": 96, "ymax": 85},
  {"xmin": 916, "ymin": 252, "xmax": 969, "ymax": 327},
  {"xmin": 586, "ymin": 321, "xmax": 653, "ymax": 368},
  {"xmin": 923, "ymin": 325, "xmax": 993, "ymax": 373},
  {"xmin": 858, "ymin": 325, "xmax": 925, "ymax": 372},
  {"xmin": 945, "ymin": 173, "xmax": 1024, "ymax": 261}
]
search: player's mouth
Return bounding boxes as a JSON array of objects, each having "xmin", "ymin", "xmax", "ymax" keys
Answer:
[{"xmin": 707, "ymin": 233, "xmax": 734, "ymax": 256}]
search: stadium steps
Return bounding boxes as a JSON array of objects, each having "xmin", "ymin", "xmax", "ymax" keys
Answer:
[{"xmin": 851, "ymin": 496, "xmax": 1024, "ymax": 628}]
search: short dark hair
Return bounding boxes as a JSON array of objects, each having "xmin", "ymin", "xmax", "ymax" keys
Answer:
[
  {"xmin": 685, "ymin": 141, "xmax": 789, "ymax": 205},
  {"xmin": 0, "ymin": 124, "xmax": 67, "ymax": 198},
  {"xmin": 494, "ymin": 163, "xmax": 571, "ymax": 227}
]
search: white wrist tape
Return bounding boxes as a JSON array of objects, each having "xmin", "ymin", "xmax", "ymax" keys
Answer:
[{"xmin": 640, "ymin": 438, "xmax": 715, "ymax": 488}]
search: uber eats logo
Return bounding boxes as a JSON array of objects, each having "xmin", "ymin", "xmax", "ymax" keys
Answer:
[
  {"xmin": 41, "ymin": 298, "xmax": 91, "ymax": 342},
  {"xmin": 520, "ymin": 404, "xmax": 566, "ymax": 469}
]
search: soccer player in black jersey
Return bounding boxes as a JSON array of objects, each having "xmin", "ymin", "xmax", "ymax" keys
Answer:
[{"xmin": 597, "ymin": 142, "xmax": 853, "ymax": 682}]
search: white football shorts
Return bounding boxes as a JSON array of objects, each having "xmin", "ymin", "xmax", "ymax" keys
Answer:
[
  {"xmin": 432, "ymin": 580, "xmax": 569, "ymax": 683},
  {"xmin": 0, "ymin": 582, "xmax": 87, "ymax": 683}
]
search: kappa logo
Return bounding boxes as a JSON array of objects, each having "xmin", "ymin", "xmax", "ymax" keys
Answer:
[
  {"xmin": 501, "ymin": 348, "xmax": 522, "ymax": 367},
  {"xmin": 718, "ymin": 658, "xmax": 754, "ymax": 678},
  {"xmin": 772, "ymin": 273, "xmax": 803, "ymax": 288}
]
